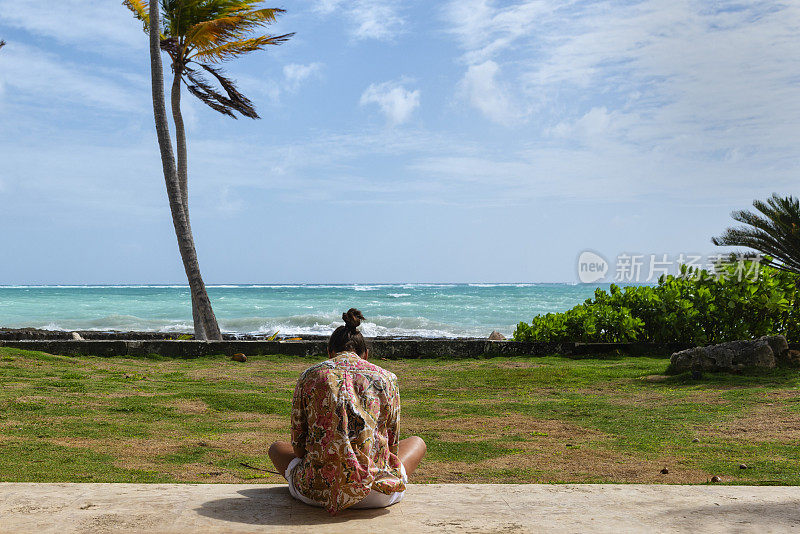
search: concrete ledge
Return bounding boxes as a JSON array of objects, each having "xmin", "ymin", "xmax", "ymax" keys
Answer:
[
  {"xmin": 0, "ymin": 339, "xmax": 695, "ymax": 359},
  {"xmin": 2, "ymin": 483, "xmax": 800, "ymax": 533}
]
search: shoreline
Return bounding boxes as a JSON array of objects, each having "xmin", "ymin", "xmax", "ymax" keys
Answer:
[
  {"xmin": 0, "ymin": 284, "xmax": 595, "ymax": 339},
  {"xmin": 0, "ymin": 327, "xmax": 490, "ymax": 342}
]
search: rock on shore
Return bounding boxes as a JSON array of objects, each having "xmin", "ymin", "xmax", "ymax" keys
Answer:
[{"xmin": 670, "ymin": 335, "xmax": 794, "ymax": 373}]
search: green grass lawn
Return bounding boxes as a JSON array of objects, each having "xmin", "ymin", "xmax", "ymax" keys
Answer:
[{"xmin": 1, "ymin": 347, "xmax": 800, "ymax": 485}]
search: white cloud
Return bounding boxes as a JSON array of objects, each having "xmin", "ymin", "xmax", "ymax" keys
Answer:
[
  {"xmin": 312, "ymin": 0, "xmax": 345, "ymax": 15},
  {"xmin": 0, "ymin": 43, "xmax": 144, "ymax": 112},
  {"xmin": 444, "ymin": 0, "xmax": 546, "ymax": 64},
  {"xmin": 444, "ymin": 0, "xmax": 546, "ymax": 122},
  {"xmin": 0, "ymin": 0, "xmax": 145, "ymax": 51},
  {"xmin": 548, "ymin": 107, "xmax": 642, "ymax": 147},
  {"xmin": 443, "ymin": 0, "xmax": 800, "ymax": 165},
  {"xmin": 360, "ymin": 81, "xmax": 420, "ymax": 125},
  {"xmin": 283, "ymin": 62, "xmax": 323, "ymax": 90},
  {"xmin": 238, "ymin": 62, "xmax": 323, "ymax": 106},
  {"xmin": 550, "ymin": 107, "xmax": 612, "ymax": 139},
  {"xmin": 459, "ymin": 60, "xmax": 521, "ymax": 125},
  {"xmin": 523, "ymin": 1, "xmax": 800, "ymax": 160},
  {"xmin": 312, "ymin": 0, "xmax": 405, "ymax": 41}
]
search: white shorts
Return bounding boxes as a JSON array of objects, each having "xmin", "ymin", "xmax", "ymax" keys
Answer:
[{"xmin": 285, "ymin": 457, "xmax": 407, "ymax": 509}]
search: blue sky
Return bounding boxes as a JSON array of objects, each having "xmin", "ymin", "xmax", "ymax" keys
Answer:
[{"xmin": 0, "ymin": 0, "xmax": 798, "ymax": 284}]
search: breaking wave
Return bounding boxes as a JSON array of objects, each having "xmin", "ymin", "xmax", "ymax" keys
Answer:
[
  {"xmin": 0, "ymin": 283, "xmax": 606, "ymax": 338},
  {"xmin": 27, "ymin": 313, "xmax": 480, "ymax": 338}
]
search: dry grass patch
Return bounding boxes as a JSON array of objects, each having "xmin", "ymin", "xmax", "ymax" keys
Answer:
[
  {"xmin": 103, "ymin": 391, "xmax": 162, "ymax": 398},
  {"xmin": 407, "ymin": 416, "xmax": 606, "ymax": 442},
  {"xmin": 167, "ymin": 399, "xmax": 209, "ymax": 414},
  {"xmin": 701, "ymin": 404, "xmax": 800, "ymax": 442},
  {"xmin": 416, "ymin": 448, "xmax": 709, "ymax": 484},
  {"xmin": 607, "ymin": 389, "xmax": 730, "ymax": 407},
  {"xmin": 494, "ymin": 361, "xmax": 544, "ymax": 369},
  {"xmin": 403, "ymin": 416, "xmax": 678, "ymax": 484},
  {"xmin": 46, "ymin": 433, "xmax": 284, "ymax": 483},
  {"xmin": 760, "ymin": 389, "xmax": 800, "ymax": 401}
]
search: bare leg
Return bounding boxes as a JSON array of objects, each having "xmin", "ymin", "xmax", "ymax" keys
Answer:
[
  {"xmin": 271, "ymin": 437, "xmax": 426, "ymax": 479},
  {"xmin": 398, "ymin": 436, "xmax": 426, "ymax": 476},
  {"xmin": 268, "ymin": 440, "xmax": 297, "ymax": 477}
]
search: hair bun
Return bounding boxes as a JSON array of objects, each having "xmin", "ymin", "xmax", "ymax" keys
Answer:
[{"xmin": 342, "ymin": 308, "xmax": 365, "ymax": 330}]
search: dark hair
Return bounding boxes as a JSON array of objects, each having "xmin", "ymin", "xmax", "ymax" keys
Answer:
[{"xmin": 328, "ymin": 308, "xmax": 367, "ymax": 356}]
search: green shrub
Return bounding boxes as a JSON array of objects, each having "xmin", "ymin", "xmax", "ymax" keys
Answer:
[{"xmin": 514, "ymin": 262, "xmax": 800, "ymax": 344}]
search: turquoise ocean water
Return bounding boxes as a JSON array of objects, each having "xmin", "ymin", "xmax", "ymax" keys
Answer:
[{"xmin": 0, "ymin": 284, "xmax": 608, "ymax": 338}]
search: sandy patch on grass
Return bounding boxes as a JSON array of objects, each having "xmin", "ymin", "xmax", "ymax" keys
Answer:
[
  {"xmin": 760, "ymin": 390, "xmax": 800, "ymax": 401},
  {"xmin": 402, "ymin": 415, "xmax": 712, "ymax": 484},
  {"xmin": 102, "ymin": 391, "xmax": 162, "ymax": 397},
  {"xmin": 415, "ymin": 449, "xmax": 709, "ymax": 484},
  {"xmin": 494, "ymin": 361, "xmax": 544, "ymax": 369},
  {"xmin": 167, "ymin": 399, "xmax": 210, "ymax": 414},
  {"xmin": 49, "ymin": 437, "xmax": 106, "ymax": 449},
  {"xmin": 47, "ymin": 431, "xmax": 285, "ymax": 483},
  {"xmin": 607, "ymin": 389, "xmax": 729, "ymax": 407},
  {"xmin": 406, "ymin": 416, "xmax": 606, "ymax": 441},
  {"xmin": 701, "ymin": 404, "xmax": 800, "ymax": 442},
  {"xmin": 184, "ymin": 363, "xmax": 305, "ymax": 386},
  {"xmin": 155, "ymin": 463, "xmax": 265, "ymax": 483}
]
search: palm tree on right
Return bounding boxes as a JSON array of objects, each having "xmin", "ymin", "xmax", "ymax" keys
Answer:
[{"xmin": 713, "ymin": 193, "xmax": 800, "ymax": 275}]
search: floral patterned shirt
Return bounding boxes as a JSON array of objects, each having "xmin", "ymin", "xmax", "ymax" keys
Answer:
[{"xmin": 290, "ymin": 351, "xmax": 405, "ymax": 514}]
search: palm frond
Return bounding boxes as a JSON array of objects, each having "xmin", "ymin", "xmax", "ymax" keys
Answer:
[
  {"xmin": 162, "ymin": 0, "xmax": 272, "ymax": 36},
  {"xmin": 184, "ymin": 65, "xmax": 231, "ymax": 112},
  {"xmin": 713, "ymin": 194, "xmax": 800, "ymax": 274},
  {"xmin": 0, "ymin": 40, "xmax": 5, "ymax": 50},
  {"xmin": 183, "ymin": 64, "xmax": 258, "ymax": 118},
  {"xmin": 132, "ymin": 1, "xmax": 293, "ymax": 121},
  {"xmin": 192, "ymin": 33, "xmax": 293, "ymax": 62},
  {"xmin": 122, "ymin": 0, "xmax": 150, "ymax": 30},
  {"xmin": 200, "ymin": 63, "xmax": 258, "ymax": 118},
  {"xmin": 185, "ymin": 8, "xmax": 285, "ymax": 49},
  {"xmin": 185, "ymin": 83, "xmax": 237, "ymax": 117}
]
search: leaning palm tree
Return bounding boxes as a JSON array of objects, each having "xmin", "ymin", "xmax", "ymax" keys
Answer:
[
  {"xmin": 712, "ymin": 194, "xmax": 800, "ymax": 274},
  {"xmin": 125, "ymin": 0, "xmax": 292, "ymax": 339}
]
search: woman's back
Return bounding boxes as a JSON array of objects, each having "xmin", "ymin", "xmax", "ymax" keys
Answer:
[
  {"xmin": 270, "ymin": 309, "xmax": 425, "ymax": 515},
  {"xmin": 290, "ymin": 351, "xmax": 405, "ymax": 514}
]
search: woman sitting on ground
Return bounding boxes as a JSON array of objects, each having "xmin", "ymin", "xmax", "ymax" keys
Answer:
[{"xmin": 269, "ymin": 308, "xmax": 426, "ymax": 515}]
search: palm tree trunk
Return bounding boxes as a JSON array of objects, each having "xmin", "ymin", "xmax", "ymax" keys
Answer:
[
  {"xmin": 170, "ymin": 66, "xmax": 207, "ymax": 340},
  {"xmin": 148, "ymin": 1, "xmax": 221, "ymax": 341}
]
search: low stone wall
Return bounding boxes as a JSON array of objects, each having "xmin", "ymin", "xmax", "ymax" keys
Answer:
[{"xmin": 0, "ymin": 339, "xmax": 696, "ymax": 359}]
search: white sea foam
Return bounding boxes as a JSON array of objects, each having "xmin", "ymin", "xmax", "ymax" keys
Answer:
[
  {"xmin": 468, "ymin": 283, "xmax": 536, "ymax": 288},
  {"xmin": 401, "ymin": 283, "xmax": 456, "ymax": 289},
  {"xmin": 33, "ymin": 315, "xmax": 195, "ymax": 333},
  {"xmin": 245, "ymin": 285, "xmax": 302, "ymax": 289},
  {"xmin": 0, "ymin": 283, "xmax": 601, "ymax": 337},
  {"xmin": 213, "ymin": 313, "xmax": 479, "ymax": 338}
]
